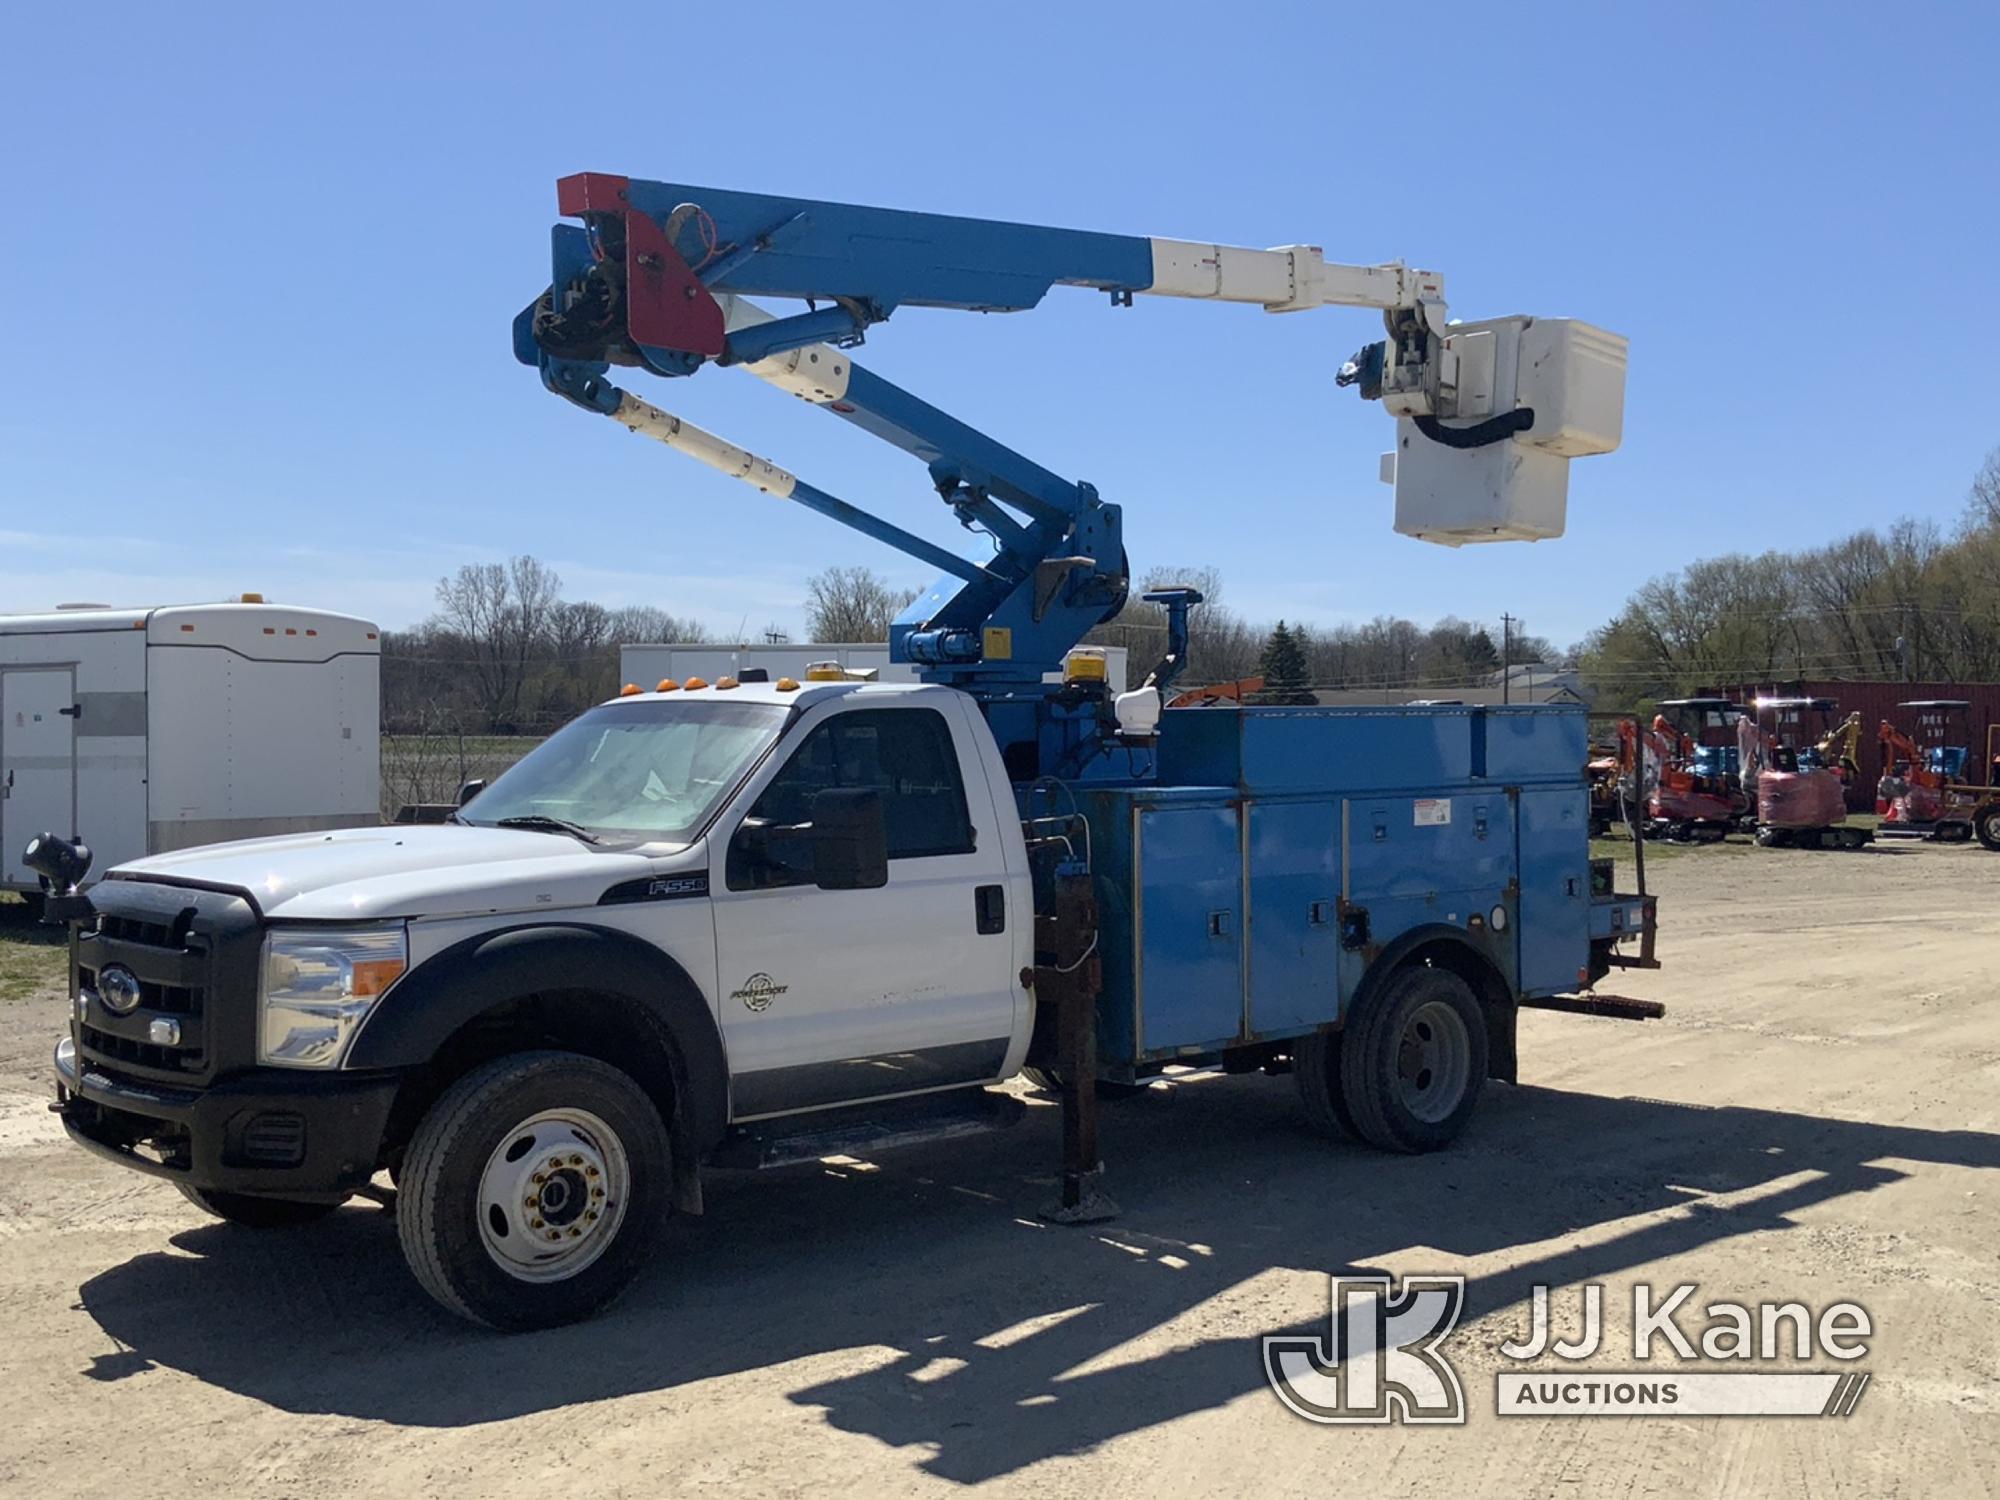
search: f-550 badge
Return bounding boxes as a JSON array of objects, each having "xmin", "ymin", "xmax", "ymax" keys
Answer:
[{"xmin": 732, "ymin": 973, "xmax": 788, "ymax": 1012}]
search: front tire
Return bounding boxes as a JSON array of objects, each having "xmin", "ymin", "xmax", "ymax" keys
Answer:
[
  {"xmin": 1977, "ymin": 807, "xmax": 2000, "ymax": 851},
  {"xmin": 1336, "ymin": 966, "xmax": 1487, "ymax": 1153},
  {"xmin": 396, "ymin": 1051, "xmax": 670, "ymax": 1330},
  {"xmin": 177, "ymin": 1184, "xmax": 341, "ymax": 1228}
]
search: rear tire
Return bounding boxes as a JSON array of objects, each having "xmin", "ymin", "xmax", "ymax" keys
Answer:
[
  {"xmin": 1337, "ymin": 965, "xmax": 1487, "ymax": 1153},
  {"xmin": 177, "ymin": 1184, "xmax": 341, "ymax": 1228},
  {"xmin": 396, "ymin": 1050, "xmax": 671, "ymax": 1331},
  {"xmin": 1293, "ymin": 1028, "xmax": 1361, "ymax": 1141},
  {"xmin": 1977, "ymin": 807, "xmax": 2000, "ymax": 851}
]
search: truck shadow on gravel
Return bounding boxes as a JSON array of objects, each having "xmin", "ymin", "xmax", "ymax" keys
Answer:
[{"xmin": 78, "ymin": 1075, "xmax": 2000, "ymax": 1481}]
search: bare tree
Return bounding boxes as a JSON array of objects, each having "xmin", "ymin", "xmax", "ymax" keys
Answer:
[
  {"xmin": 1967, "ymin": 446, "xmax": 2000, "ymax": 528},
  {"xmin": 803, "ymin": 566, "xmax": 920, "ymax": 642},
  {"xmin": 433, "ymin": 556, "xmax": 564, "ymax": 731},
  {"xmin": 609, "ymin": 604, "xmax": 705, "ymax": 644}
]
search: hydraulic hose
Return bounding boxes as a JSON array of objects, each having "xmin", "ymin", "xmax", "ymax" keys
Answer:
[{"xmin": 1414, "ymin": 408, "xmax": 1536, "ymax": 450}]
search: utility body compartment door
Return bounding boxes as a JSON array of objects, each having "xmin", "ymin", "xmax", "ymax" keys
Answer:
[
  {"xmin": 1134, "ymin": 804, "xmax": 1243, "ymax": 1052},
  {"xmin": 1246, "ymin": 800, "xmax": 1339, "ymax": 1036},
  {"xmin": 1515, "ymin": 787, "xmax": 1589, "ymax": 994},
  {"xmin": 709, "ymin": 694, "xmax": 1023, "ymax": 1119}
]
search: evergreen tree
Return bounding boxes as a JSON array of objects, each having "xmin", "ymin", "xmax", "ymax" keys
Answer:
[{"xmin": 1252, "ymin": 620, "xmax": 1316, "ymax": 705}]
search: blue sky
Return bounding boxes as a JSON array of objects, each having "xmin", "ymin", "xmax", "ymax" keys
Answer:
[{"xmin": 4, "ymin": 3, "xmax": 1994, "ymax": 649}]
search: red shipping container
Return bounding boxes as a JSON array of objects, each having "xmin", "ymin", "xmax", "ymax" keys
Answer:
[{"xmin": 1705, "ymin": 680, "xmax": 2000, "ymax": 811}]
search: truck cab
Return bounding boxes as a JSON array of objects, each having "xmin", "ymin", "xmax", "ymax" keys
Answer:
[{"xmin": 53, "ymin": 681, "xmax": 1043, "ymax": 1325}]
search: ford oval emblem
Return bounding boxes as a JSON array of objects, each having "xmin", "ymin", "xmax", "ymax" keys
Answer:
[{"xmin": 98, "ymin": 964, "xmax": 144, "ymax": 1016}]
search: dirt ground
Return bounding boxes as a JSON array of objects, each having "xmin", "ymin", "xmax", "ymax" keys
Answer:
[{"xmin": 0, "ymin": 845, "xmax": 1994, "ymax": 1499}]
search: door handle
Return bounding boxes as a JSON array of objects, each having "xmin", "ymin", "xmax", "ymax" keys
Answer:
[{"xmin": 975, "ymin": 884, "xmax": 1005, "ymax": 935}]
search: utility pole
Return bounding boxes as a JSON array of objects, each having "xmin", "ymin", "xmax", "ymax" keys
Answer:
[{"xmin": 1501, "ymin": 613, "xmax": 1516, "ymax": 704}]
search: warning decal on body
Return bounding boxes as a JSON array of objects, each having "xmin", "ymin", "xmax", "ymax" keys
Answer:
[{"xmin": 1414, "ymin": 798, "xmax": 1452, "ymax": 827}]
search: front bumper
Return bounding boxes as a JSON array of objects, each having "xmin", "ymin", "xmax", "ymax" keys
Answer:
[{"xmin": 55, "ymin": 1038, "xmax": 399, "ymax": 1200}]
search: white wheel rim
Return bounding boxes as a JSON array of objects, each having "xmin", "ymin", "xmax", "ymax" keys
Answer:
[
  {"xmin": 476, "ymin": 1107, "xmax": 630, "ymax": 1282},
  {"xmin": 1395, "ymin": 999, "xmax": 1472, "ymax": 1125}
]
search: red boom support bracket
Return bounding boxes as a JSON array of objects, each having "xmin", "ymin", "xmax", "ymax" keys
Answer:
[{"xmin": 555, "ymin": 172, "xmax": 727, "ymax": 361}]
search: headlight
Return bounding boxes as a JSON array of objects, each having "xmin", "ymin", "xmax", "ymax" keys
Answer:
[{"xmin": 259, "ymin": 925, "xmax": 408, "ymax": 1069}]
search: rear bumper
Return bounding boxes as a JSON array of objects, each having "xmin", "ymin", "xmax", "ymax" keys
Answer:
[{"xmin": 55, "ymin": 1038, "xmax": 399, "ymax": 1201}]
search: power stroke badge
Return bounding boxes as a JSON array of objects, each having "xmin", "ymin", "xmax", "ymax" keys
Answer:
[{"xmin": 732, "ymin": 973, "xmax": 788, "ymax": 1012}]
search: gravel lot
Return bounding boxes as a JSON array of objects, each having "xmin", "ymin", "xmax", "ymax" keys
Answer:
[{"xmin": 0, "ymin": 846, "xmax": 1994, "ymax": 1498}]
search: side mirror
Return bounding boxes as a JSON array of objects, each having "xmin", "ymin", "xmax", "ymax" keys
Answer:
[
  {"xmin": 809, "ymin": 788, "xmax": 888, "ymax": 891},
  {"xmin": 457, "ymin": 778, "xmax": 486, "ymax": 807}
]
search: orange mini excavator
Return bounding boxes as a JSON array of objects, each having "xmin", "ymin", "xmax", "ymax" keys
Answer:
[
  {"xmin": 1878, "ymin": 699, "xmax": 1982, "ymax": 843},
  {"xmin": 1641, "ymin": 698, "xmax": 1750, "ymax": 842},
  {"xmin": 1750, "ymin": 696, "xmax": 1870, "ymax": 849}
]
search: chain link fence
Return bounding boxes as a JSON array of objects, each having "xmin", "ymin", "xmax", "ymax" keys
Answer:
[{"xmin": 379, "ymin": 726, "xmax": 546, "ymax": 821}]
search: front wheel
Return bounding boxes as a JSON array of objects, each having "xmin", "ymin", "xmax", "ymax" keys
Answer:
[
  {"xmin": 396, "ymin": 1051, "xmax": 671, "ymax": 1330},
  {"xmin": 1337, "ymin": 966, "xmax": 1488, "ymax": 1153},
  {"xmin": 177, "ymin": 1184, "xmax": 342, "ymax": 1228}
]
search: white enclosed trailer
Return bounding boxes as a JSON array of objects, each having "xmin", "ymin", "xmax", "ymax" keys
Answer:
[{"xmin": 0, "ymin": 602, "xmax": 380, "ymax": 892}]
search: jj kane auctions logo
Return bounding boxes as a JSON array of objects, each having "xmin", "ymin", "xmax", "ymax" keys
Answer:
[{"xmin": 1265, "ymin": 1276, "xmax": 1873, "ymax": 1423}]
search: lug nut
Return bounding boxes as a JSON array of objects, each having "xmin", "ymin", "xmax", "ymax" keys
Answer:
[
  {"xmin": 584, "ymin": 1166, "xmax": 600, "ymax": 1179},
  {"xmin": 524, "ymin": 1196, "xmax": 538, "ymax": 1209},
  {"xmin": 585, "ymin": 1210, "xmax": 598, "ymax": 1222},
  {"xmin": 530, "ymin": 1171, "xmax": 546, "ymax": 1184},
  {"xmin": 548, "ymin": 1157, "xmax": 565, "ymax": 1171},
  {"xmin": 547, "ymin": 1230, "xmax": 562, "ymax": 1242},
  {"xmin": 568, "ymin": 1227, "xmax": 581, "ymax": 1238},
  {"xmin": 568, "ymin": 1154, "xmax": 584, "ymax": 1167},
  {"xmin": 591, "ymin": 1187, "xmax": 605, "ymax": 1200},
  {"xmin": 531, "ymin": 1218, "xmax": 545, "ymax": 1229}
]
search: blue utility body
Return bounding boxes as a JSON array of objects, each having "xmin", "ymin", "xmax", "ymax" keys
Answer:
[{"xmin": 1076, "ymin": 705, "xmax": 1592, "ymax": 1070}]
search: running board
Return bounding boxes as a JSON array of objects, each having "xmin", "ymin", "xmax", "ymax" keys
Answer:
[
  {"xmin": 709, "ymin": 1088, "xmax": 1027, "ymax": 1170},
  {"xmin": 1522, "ymin": 994, "xmax": 1666, "ymax": 1021}
]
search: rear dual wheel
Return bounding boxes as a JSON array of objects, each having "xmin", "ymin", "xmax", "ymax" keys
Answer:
[{"xmin": 1296, "ymin": 966, "xmax": 1487, "ymax": 1153}]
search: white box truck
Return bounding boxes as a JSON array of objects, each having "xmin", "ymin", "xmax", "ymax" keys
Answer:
[{"xmin": 1, "ymin": 602, "xmax": 381, "ymax": 897}]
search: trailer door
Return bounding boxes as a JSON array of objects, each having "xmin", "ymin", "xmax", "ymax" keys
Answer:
[{"xmin": 1, "ymin": 668, "xmax": 78, "ymax": 886}]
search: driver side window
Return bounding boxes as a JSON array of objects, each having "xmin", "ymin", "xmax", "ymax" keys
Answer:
[{"xmin": 728, "ymin": 707, "xmax": 976, "ymax": 890}]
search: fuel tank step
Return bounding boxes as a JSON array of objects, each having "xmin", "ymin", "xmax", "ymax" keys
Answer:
[{"xmin": 709, "ymin": 1087, "xmax": 1028, "ymax": 1170}]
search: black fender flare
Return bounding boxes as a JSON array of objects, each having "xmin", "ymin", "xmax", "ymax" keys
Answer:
[
  {"xmin": 347, "ymin": 924, "xmax": 729, "ymax": 1155},
  {"xmin": 1349, "ymin": 922, "xmax": 1518, "ymax": 1083}
]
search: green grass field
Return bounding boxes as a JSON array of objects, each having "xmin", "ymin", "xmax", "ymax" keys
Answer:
[{"xmin": 0, "ymin": 894, "xmax": 65, "ymax": 1003}]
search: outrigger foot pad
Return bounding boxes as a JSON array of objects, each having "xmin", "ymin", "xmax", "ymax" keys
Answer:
[{"xmin": 1039, "ymin": 1174, "xmax": 1122, "ymax": 1225}]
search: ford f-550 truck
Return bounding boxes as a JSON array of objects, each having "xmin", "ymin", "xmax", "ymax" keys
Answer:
[{"xmin": 42, "ymin": 176, "xmax": 1654, "ymax": 1328}]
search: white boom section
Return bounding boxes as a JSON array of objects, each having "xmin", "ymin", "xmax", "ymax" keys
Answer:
[
  {"xmin": 1145, "ymin": 240, "xmax": 1447, "ymax": 324},
  {"xmin": 716, "ymin": 293, "xmax": 853, "ymax": 404},
  {"xmin": 613, "ymin": 392, "xmax": 798, "ymax": 496}
]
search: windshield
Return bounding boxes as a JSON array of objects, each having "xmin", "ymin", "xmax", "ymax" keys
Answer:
[{"xmin": 462, "ymin": 699, "xmax": 789, "ymax": 845}]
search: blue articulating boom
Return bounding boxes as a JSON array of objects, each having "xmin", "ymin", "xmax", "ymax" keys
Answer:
[{"xmin": 512, "ymin": 172, "xmax": 1590, "ymax": 781}]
